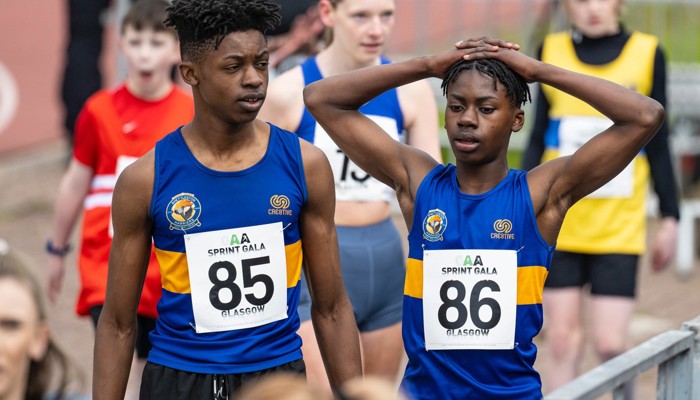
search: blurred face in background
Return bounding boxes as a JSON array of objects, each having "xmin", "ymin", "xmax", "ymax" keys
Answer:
[
  {"xmin": 565, "ymin": 0, "xmax": 623, "ymax": 38},
  {"xmin": 320, "ymin": 0, "xmax": 396, "ymax": 66},
  {"xmin": 120, "ymin": 25, "xmax": 180, "ymax": 98},
  {"xmin": 0, "ymin": 277, "xmax": 48, "ymax": 400}
]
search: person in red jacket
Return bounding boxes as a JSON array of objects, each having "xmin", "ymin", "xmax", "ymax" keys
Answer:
[{"xmin": 46, "ymin": 0, "xmax": 193, "ymax": 397}]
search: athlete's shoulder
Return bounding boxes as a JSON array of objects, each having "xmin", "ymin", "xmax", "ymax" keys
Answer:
[
  {"xmin": 268, "ymin": 65, "xmax": 305, "ymax": 98},
  {"xmin": 542, "ymin": 31, "xmax": 571, "ymax": 48},
  {"xmin": 629, "ymin": 31, "xmax": 660, "ymax": 48},
  {"xmin": 260, "ymin": 66, "xmax": 305, "ymax": 130}
]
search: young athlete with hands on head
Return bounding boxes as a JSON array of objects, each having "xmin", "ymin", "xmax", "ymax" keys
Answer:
[
  {"xmin": 303, "ymin": 37, "xmax": 664, "ymax": 399},
  {"xmin": 260, "ymin": 0, "xmax": 441, "ymax": 389},
  {"xmin": 92, "ymin": 0, "xmax": 361, "ymax": 399}
]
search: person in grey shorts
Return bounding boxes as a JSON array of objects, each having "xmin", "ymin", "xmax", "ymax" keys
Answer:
[{"xmin": 260, "ymin": 0, "xmax": 443, "ymax": 390}]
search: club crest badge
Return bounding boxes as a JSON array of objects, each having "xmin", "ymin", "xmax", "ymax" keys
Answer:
[
  {"xmin": 166, "ymin": 193, "xmax": 202, "ymax": 231},
  {"xmin": 423, "ymin": 209, "xmax": 447, "ymax": 241}
]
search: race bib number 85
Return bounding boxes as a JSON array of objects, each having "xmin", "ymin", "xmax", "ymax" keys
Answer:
[
  {"xmin": 423, "ymin": 249, "xmax": 517, "ymax": 350},
  {"xmin": 184, "ymin": 222, "xmax": 288, "ymax": 333}
]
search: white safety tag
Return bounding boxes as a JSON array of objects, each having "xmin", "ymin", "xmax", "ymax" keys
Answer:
[
  {"xmin": 559, "ymin": 116, "xmax": 634, "ymax": 198},
  {"xmin": 184, "ymin": 222, "xmax": 288, "ymax": 333},
  {"xmin": 423, "ymin": 249, "xmax": 517, "ymax": 350}
]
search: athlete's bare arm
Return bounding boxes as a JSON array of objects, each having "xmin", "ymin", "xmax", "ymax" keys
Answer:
[
  {"xmin": 463, "ymin": 42, "xmax": 664, "ymax": 244},
  {"xmin": 47, "ymin": 159, "xmax": 93, "ymax": 302},
  {"xmin": 93, "ymin": 151, "xmax": 155, "ymax": 400},
  {"xmin": 398, "ymin": 79, "xmax": 443, "ymax": 162},
  {"xmin": 298, "ymin": 139, "xmax": 361, "ymax": 389}
]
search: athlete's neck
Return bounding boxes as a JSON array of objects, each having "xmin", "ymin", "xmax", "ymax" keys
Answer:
[{"xmin": 315, "ymin": 45, "xmax": 382, "ymax": 77}]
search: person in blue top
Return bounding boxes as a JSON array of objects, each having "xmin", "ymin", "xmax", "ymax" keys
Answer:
[
  {"xmin": 303, "ymin": 37, "xmax": 664, "ymax": 399},
  {"xmin": 260, "ymin": 0, "xmax": 442, "ymax": 390},
  {"xmin": 92, "ymin": 0, "xmax": 361, "ymax": 399}
]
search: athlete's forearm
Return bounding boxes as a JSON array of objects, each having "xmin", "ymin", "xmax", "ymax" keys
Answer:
[
  {"xmin": 93, "ymin": 312, "xmax": 136, "ymax": 400},
  {"xmin": 312, "ymin": 298, "xmax": 362, "ymax": 391}
]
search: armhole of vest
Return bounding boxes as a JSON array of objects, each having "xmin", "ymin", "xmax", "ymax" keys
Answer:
[
  {"xmin": 521, "ymin": 172, "xmax": 555, "ymax": 252},
  {"xmin": 294, "ymin": 133, "xmax": 309, "ymax": 206},
  {"xmin": 149, "ymin": 141, "xmax": 162, "ymax": 220},
  {"xmin": 407, "ymin": 164, "xmax": 443, "ymax": 242}
]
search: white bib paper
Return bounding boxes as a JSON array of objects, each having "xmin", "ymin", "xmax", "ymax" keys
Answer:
[
  {"xmin": 184, "ymin": 222, "xmax": 288, "ymax": 333},
  {"xmin": 559, "ymin": 116, "xmax": 634, "ymax": 198},
  {"xmin": 423, "ymin": 249, "xmax": 517, "ymax": 350},
  {"xmin": 314, "ymin": 115, "xmax": 399, "ymax": 202}
]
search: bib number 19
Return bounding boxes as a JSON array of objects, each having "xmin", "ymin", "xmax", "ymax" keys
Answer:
[
  {"xmin": 438, "ymin": 280, "xmax": 501, "ymax": 330},
  {"xmin": 208, "ymin": 256, "xmax": 274, "ymax": 310}
]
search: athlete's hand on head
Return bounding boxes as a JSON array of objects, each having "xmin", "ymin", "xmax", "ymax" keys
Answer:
[
  {"xmin": 455, "ymin": 36, "xmax": 520, "ymax": 52},
  {"xmin": 458, "ymin": 37, "xmax": 541, "ymax": 83},
  {"xmin": 428, "ymin": 37, "xmax": 523, "ymax": 80}
]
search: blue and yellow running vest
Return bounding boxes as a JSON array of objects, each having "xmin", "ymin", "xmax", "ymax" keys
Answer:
[
  {"xmin": 148, "ymin": 125, "xmax": 306, "ymax": 373},
  {"xmin": 402, "ymin": 165, "xmax": 554, "ymax": 399},
  {"xmin": 541, "ymin": 31, "xmax": 658, "ymax": 254}
]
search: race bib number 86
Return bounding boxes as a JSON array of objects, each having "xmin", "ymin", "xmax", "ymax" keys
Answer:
[
  {"xmin": 423, "ymin": 249, "xmax": 517, "ymax": 350},
  {"xmin": 184, "ymin": 222, "xmax": 288, "ymax": 333}
]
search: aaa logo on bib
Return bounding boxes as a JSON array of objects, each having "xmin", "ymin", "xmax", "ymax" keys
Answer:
[
  {"xmin": 166, "ymin": 193, "xmax": 202, "ymax": 230},
  {"xmin": 423, "ymin": 209, "xmax": 447, "ymax": 242}
]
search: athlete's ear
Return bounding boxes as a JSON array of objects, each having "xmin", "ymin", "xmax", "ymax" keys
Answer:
[
  {"xmin": 512, "ymin": 109, "xmax": 525, "ymax": 133},
  {"xmin": 179, "ymin": 61, "xmax": 198, "ymax": 86},
  {"xmin": 318, "ymin": 0, "xmax": 335, "ymax": 28}
]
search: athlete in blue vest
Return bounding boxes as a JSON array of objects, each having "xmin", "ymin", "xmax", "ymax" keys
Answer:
[
  {"xmin": 93, "ymin": 1, "xmax": 361, "ymax": 399},
  {"xmin": 303, "ymin": 37, "xmax": 664, "ymax": 399},
  {"xmin": 260, "ymin": 0, "xmax": 442, "ymax": 391}
]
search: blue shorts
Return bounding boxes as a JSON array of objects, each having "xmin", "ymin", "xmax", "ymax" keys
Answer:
[{"xmin": 298, "ymin": 218, "xmax": 404, "ymax": 332}]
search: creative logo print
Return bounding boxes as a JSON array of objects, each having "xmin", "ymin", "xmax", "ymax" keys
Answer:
[
  {"xmin": 491, "ymin": 219, "xmax": 514, "ymax": 240},
  {"xmin": 423, "ymin": 209, "xmax": 447, "ymax": 242},
  {"xmin": 166, "ymin": 193, "xmax": 202, "ymax": 230},
  {"xmin": 268, "ymin": 194, "xmax": 293, "ymax": 216}
]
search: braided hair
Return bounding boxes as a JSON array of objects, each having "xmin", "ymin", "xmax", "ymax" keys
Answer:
[
  {"xmin": 164, "ymin": 0, "xmax": 281, "ymax": 63},
  {"xmin": 441, "ymin": 59, "xmax": 531, "ymax": 108}
]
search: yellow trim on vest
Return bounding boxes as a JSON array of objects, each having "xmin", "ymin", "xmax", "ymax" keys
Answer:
[
  {"xmin": 285, "ymin": 240, "xmax": 303, "ymax": 288},
  {"xmin": 517, "ymin": 266, "xmax": 548, "ymax": 305},
  {"xmin": 155, "ymin": 240, "xmax": 304, "ymax": 294},
  {"xmin": 404, "ymin": 258, "xmax": 424, "ymax": 298},
  {"xmin": 155, "ymin": 248, "xmax": 190, "ymax": 294},
  {"xmin": 405, "ymin": 257, "xmax": 548, "ymax": 305},
  {"xmin": 541, "ymin": 31, "xmax": 657, "ymax": 118}
]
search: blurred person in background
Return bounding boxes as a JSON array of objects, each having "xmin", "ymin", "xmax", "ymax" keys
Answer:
[
  {"xmin": 268, "ymin": 0, "xmax": 325, "ymax": 75},
  {"xmin": 521, "ymin": 0, "xmax": 679, "ymax": 396},
  {"xmin": 60, "ymin": 0, "xmax": 111, "ymax": 146},
  {"xmin": 47, "ymin": 1, "xmax": 193, "ymax": 397},
  {"xmin": 0, "ymin": 240, "xmax": 86, "ymax": 400},
  {"xmin": 260, "ymin": 0, "xmax": 442, "ymax": 391},
  {"xmin": 237, "ymin": 373, "xmax": 332, "ymax": 400}
]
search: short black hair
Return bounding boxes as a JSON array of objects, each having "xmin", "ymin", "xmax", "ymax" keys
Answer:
[
  {"xmin": 164, "ymin": 0, "xmax": 281, "ymax": 63},
  {"xmin": 441, "ymin": 59, "xmax": 531, "ymax": 108}
]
